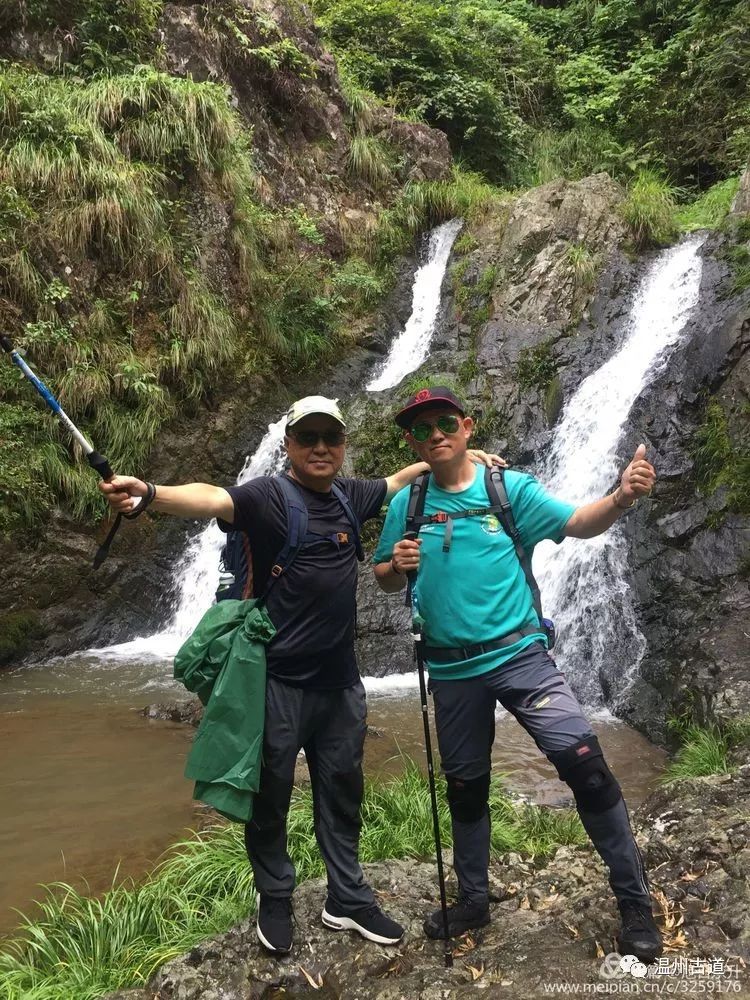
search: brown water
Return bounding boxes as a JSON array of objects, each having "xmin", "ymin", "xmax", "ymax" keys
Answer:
[{"xmin": 0, "ymin": 657, "xmax": 666, "ymax": 938}]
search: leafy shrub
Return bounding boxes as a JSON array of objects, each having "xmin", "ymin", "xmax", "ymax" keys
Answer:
[
  {"xmin": 677, "ymin": 176, "xmax": 741, "ymax": 233},
  {"xmin": 516, "ymin": 342, "xmax": 558, "ymax": 392},
  {"xmin": 620, "ymin": 170, "xmax": 678, "ymax": 248},
  {"xmin": 693, "ymin": 399, "xmax": 750, "ymax": 516}
]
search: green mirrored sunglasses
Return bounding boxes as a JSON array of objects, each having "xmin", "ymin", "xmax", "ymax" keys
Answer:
[{"xmin": 409, "ymin": 413, "xmax": 461, "ymax": 442}]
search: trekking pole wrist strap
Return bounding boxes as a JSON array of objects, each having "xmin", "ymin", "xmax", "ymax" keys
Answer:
[{"xmin": 124, "ymin": 481, "xmax": 156, "ymax": 520}]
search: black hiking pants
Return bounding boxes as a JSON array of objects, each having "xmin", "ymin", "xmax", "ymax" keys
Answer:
[
  {"xmin": 430, "ymin": 643, "xmax": 652, "ymax": 909},
  {"xmin": 244, "ymin": 676, "xmax": 375, "ymax": 911}
]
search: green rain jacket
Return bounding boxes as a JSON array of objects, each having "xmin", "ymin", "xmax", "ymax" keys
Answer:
[{"xmin": 174, "ymin": 598, "xmax": 276, "ymax": 823}]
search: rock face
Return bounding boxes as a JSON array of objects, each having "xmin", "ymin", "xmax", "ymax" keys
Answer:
[
  {"xmin": 103, "ymin": 766, "xmax": 750, "ymax": 999},
  {"xmin": 620, "ymin": 234, "xmax": 750, "ymax": 740}
]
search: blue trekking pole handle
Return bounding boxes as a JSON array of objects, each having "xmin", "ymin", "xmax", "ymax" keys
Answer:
[{"xmin": 1, "ymin": 334, "xmax": 143, "ymax": 566}]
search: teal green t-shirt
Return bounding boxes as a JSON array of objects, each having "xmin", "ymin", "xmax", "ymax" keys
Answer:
[{"xmin": 373, "ymin": 466, "xmax": 575, "ymax": 680}]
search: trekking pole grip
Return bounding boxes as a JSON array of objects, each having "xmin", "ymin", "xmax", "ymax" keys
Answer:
[{"xmin": 403, "ymin": 530, "xmax": 419, "ymax": 609}]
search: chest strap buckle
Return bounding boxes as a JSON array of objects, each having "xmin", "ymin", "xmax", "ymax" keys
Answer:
[{"xmin": 432, "ymin": 511, "xmax": 449, "ymax": 523}]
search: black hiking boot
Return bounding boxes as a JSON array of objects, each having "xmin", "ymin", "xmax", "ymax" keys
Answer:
[
  {"xmin": 256, "ymin": 895, "xmax": 294, "ymax": 953},
  {"xmin": 423, "ymin": 895, "xmax": 490, "ymax": 940},
  {"xmin": 617, "ymin": 899, "xmax": 663, "ymax": 963},
  {"xmin": 322, "ymin": 899, "xmax": 404, "ymax": 944}
]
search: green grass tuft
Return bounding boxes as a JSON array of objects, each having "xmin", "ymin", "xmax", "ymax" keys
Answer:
[
  {"xmin": 677, "ymin": 176, "xmax": 741, "ymax": 233},
  {"xmin": 620, "ymin": 170, "xmax": 678, "ymax": 249},
  {"xmin": 662, "ymin": 725, "xmax": 731, "ymax": 782},
  {"xmin": 347, "ymin": 134, "xmax": 393, "ymax": 187}
]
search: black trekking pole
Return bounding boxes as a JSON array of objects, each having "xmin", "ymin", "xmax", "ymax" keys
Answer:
[
  {"xmin": 1, "ymin": 334, "xmax": 144, "ymax": 568},
  {"xmin": 404, "ymin": 530, "xmax": 453, "ymax": 968}
]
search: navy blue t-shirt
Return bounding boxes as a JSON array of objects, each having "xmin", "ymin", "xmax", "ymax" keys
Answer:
[{"xmin": 219, "ymin": 474, "xmax": 386, "ymax": 689}]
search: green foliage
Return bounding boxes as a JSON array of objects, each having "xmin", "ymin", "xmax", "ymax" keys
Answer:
[
  {"xmin": 620, "ymin": 170, "xmax": 678, "ymax": 248},
  {"xmin": 1, "ymin": 0, "xmax": 162, "ymax": 69},
  {"xmin": 313, "ymin": 0, "xmax": 549, "ymax": 181},
  {"xmin": 347, "ymin": 134, "xmax": 393, "ymax": 187},
  {"xmin": 516, "ymin": 341, "xmax": 558, "ymax": 392},
  {"xmin": 662, "ymin": 725, "xmax": 731, "ymax": 782},
  {"xmin": 315, "ymin": 0, "xmax": 750, "ymax": 188},
  {"xmin": 331, "ymin": 257, "xmax": 385, "ymax": 315},
  {"xmin": 693, "ymin": 399, "xmax": 750, "ymax": 517},
  {"xmin": 0, "ymin": 45, "xmax": 415, "ymax": 533},
  {"xmin": 677, "ymin": 177, "xmax": 741, "ymax": 233},
  {"xmin": 662, "ymin": 717, "xmax": 750, "ymax": 783},
  {"xmin": 721, "ymin": 218, "xmax": 750, "ymax": 295},
  {"xmin": 565, "ymin": 242, "xmax": 599, "ymax": 290},
  {"xmin": 204, "ymin": 1, "xmax": 316, "ymax": 81},
  {"xmin": 0, "ymin": 761, "xmax": 583, "ymax": 998}
]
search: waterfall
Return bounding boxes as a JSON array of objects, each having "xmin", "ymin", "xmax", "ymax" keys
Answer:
[
  {"xmin": 94, "ymin": 219, "xmax": 461, "ymax": 660},
  {"xmin": 367, "ymin": 219, "xmax": 462, "ymax": 390},
  {"xmin": 533, "ymin": 235, "xmax": 705, "ymax": 709}
]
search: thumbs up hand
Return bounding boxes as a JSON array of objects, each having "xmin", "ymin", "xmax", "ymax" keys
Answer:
[{"xmin": 619, "ymin": 443, "xmax": 656, "ymax": 504}]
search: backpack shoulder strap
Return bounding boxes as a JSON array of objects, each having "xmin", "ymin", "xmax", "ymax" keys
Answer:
[
  {"xmin": 259, "ymin": 475, "xmax": 309, "ymax": 602},
  {"xmin": 485, "ymin": 467, "xmax": 544, "ymax": 626},
  {"xmin": 404, "ymin": 471, "xmax": 430, "ymax": 537},
  {"xmin": 331, "ymin": 482, "xmax": 364, "ymax": 561}
]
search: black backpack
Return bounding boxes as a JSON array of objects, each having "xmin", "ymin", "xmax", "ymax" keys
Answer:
[
  {"xmin": 216, "ymin": 475, "xmax": 364, "ymax": 604},
  {"xmin": 404, "ymin": 466, "xmax": 555, "ymax": 648}
]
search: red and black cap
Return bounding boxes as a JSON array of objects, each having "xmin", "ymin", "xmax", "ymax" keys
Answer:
[{"xmin": 395, "ymin": 385, "xmax": 466, "ymax": 429}]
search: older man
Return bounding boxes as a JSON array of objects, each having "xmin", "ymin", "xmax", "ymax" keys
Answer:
[
  {"xmin": 373, "ymin": 386, "xmax": 663, "ymax": 963},
  {"xmin": 101, "ymin": 394, "xmax": 502, "ymax": 955}
]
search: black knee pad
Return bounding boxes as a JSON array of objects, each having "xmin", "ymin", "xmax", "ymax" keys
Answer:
[
  {"xmin": 550, "ymin": 736, "xmax": 622, "ymax": 814},
  {"xmin": 445, "ymin": 772, "xmax": 490, "ymax": 823}
]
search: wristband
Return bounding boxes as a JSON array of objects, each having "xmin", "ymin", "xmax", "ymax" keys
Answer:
[
  {"xmin": 613, "ymin": 487, "xmax": 636, "ymax": 510},
  {"xmin": 139, "ymin": 482, "xmax": 157, "ymax": 513}
]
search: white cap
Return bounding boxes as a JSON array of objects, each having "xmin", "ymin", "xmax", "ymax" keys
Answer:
[{"xmin": 285, "ymin": 395, "xmax": 346, "ymax": 430}]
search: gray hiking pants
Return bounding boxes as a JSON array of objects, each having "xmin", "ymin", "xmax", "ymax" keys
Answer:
[
  {"xmin": 430, "ymin": 643, "xmax": 651, "ymax": 908},
  {"xmin": 244, "ymin": 676, "xmax": 375, "ymax": 911}
]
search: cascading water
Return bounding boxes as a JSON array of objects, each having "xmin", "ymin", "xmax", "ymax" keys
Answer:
[
  {"xmin": 95, "ymin": 219, "xmax": 461, "ymax": 662},
  {"xmin": 533, "ymin": 235, "xmax": 705, "ymax": 709},
  {"xmin": 367, "ymin": 219, "xmax": 462, "ymax": 391}
]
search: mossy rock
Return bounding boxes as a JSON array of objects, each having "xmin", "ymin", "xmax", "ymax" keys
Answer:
[
  {"xmin": 544, "ymin": 375, "xmax": 564, "ymax": 426},
  {"xmin": 0, "ymin": 610, "xmax": 43, "ymax": 666}
]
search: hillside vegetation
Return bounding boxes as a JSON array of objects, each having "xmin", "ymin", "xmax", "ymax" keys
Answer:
[
  {"xmin": 314, "ymin": 0, "xmax": 750, "ymax": 187},
  {"xmin": 0, "ymin": 0, "xmax": 500, "ymax": 534},
  {"xmin": 1, "ymin": 0, "xmax": 747, "ymax": 537}
]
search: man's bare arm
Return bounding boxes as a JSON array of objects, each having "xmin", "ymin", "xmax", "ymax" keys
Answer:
[
  {"xmin": 99, "ymin": 476, "xmax": 234, "ymax": 522},
  {"xmin": 564, "ymin": 443, "xmax": 655, "ymax": 539}
]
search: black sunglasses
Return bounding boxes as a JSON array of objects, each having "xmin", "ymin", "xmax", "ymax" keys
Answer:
[
  {"xmin": 409, "ymin": 413, "xmax": 462, "ymax": 442},
  {"xmin": 290, "ymin": 429, "xmax": 347, "ymax": 447}
]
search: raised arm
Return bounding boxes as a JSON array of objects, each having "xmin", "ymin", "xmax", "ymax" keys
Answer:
[
  {"xmin": 99, "ymin": 476, "xmax": 234, "ymax": 522},
  {"xmin": 564, "ymin": 444, "xmax": 655, "ymax": 539}
]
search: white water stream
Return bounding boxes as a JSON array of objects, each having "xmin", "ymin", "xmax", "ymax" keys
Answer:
[
  {"xmin": 94, "ymin": 218, "xmax": 462, "ymax": 664},
  {"xmin": 533, "ymin": 235, "xmax": 705, "ymax": 708}
]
